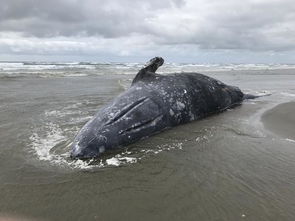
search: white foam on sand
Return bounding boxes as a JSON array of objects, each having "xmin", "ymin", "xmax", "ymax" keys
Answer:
[
  {"xmin": 285, "ymin": 138, "xmax": 295, "ymax": 143},
  {"xmin": 29, "ymin": 122, "xmax": 101, "ymax": 169},
  {"xmin": 140, "ymin": 142, "xmax": 183, "ymax": 155},
  {"xmin": 106, "ymin": 156, "xmax": 137, "ymax": 166},
  {"xmin": 243, "ymin": 90, "xmax": 272, "ymax": 97},
  {"xmin": 30, "ymin": 122, "xmax": 65, "ymax": 161}
]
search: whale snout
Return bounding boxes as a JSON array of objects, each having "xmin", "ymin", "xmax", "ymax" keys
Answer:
[
  {"xmin": 70, "ymin": 139, "xmax": 107, "ymax": 159},
  {"xmin": 70, "ymin": 143, "xmax": 100, "ymax": 159},
  {"xmin": 70, "ymin": 146, "xmax": 98, "ymax": 159},
  {"xmin": 70, "ymin": 131, "xmax": 108, "ymax": 159}
]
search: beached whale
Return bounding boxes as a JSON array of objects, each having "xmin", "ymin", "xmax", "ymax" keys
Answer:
[{"xmin": 71, "ymin": 57, "xmax": 256, "ymax": 159}]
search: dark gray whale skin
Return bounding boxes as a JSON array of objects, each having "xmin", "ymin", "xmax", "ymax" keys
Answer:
[{"xmin": 71, "ymin": 57, "xmax": 250, "ymax": 159}]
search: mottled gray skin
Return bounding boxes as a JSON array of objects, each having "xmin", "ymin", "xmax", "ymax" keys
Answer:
[{"xmin": 71, "ymin": 57, "xmax": 246, "ymax": 159}]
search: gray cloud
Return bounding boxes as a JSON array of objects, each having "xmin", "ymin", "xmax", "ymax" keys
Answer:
[
  {"xmin": 0, "ymin": 0, "xmax": 295, "ymax": 62},
  {"xmin": 146, "ymin": 0, "xmax": 295, "ymax": 51},
  {"xmin": 0, "ymin": 0, "xmax": 185, "ymax": 37}
]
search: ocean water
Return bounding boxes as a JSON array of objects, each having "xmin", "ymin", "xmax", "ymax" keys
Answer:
[{"xmin": 0, "ymin": 62, "xmax": 295, "ymax": 221}]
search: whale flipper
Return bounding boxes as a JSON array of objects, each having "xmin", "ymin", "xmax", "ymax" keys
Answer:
[{"xmin": 132, "ymin": 57, "xmax": 164, "ymax": 85}]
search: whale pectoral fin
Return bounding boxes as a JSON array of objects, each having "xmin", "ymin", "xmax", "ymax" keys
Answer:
[{"xmin": 132, "ymin": 57, "xmax": 164, "ymax": 85}]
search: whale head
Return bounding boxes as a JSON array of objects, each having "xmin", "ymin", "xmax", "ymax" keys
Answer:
[
  {"xmin": 70, "ymin": 90, "xmax": 164, "ymax": 159},
  {"xmin": 70, "ymin": 131, "xmax": 107, "ymax": 159}
]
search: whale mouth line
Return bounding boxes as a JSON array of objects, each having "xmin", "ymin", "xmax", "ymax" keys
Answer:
[
  {"xmin": 119, "ymin": 114, "xmax": 163, "ymax": 135},
  {"xmin": 105, "ymin": 97, "xmax": 149, "ymax": 126}
]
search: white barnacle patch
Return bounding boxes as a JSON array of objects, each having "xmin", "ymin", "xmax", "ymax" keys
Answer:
[
  {"xmin": 169, "ymin": 109, "xmax": 175, "ymax": 116},
  {"xmin": 136, "ymin": 86, "xmax": 142, "ymax": 90},
  {"xmin": 184, "ymin": 89, "xmax": 187, "ymax": 94},
  {"xmin": 176, "ymin": 101, "xmax": 185, "ymax": 110},
  {"xmin": 123, "ymin": 116, "xmax": 132, "ymax": 121},
  {"xmin": 102, "ymin": 128, "xmax": 110, "ymax": 133},
  {"xmin": 216, "ymin": 80, "xmax": 223, "ymax": 85},
  {"xmin": 160, "ymin": 88, "xmax": 167, "ymax": 96}
]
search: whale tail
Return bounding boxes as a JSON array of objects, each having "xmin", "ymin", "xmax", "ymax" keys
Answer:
[{"xmin": 243, "ymin": 93, "xmax": 271, "ymax": 100}]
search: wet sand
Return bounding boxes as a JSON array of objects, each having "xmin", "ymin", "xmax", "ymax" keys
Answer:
[
  {"xmin": 261, "ymin": 102, "xmax": 295, "ymax": 140},
  {"xmin": 1, "ymin": 65, "xmax": 295, "ymax": 221}
]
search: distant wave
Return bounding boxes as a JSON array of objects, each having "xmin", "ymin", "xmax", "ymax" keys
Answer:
[{"xmin": 2, "ymin": 61, "xmax": 295, "ymax": 78}]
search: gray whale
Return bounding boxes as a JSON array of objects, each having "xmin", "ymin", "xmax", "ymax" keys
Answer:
[{"xmin": 71, "ymin": 57, "xmax": 253, "ymax": 159}]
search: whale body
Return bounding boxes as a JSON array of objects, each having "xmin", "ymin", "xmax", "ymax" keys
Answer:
[{"xmin": 71, "ymin": 57, "xmax": 250, "ymax": 159}]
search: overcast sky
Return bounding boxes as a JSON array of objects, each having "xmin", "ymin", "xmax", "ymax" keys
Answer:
[{"xmin": 0, "ymin": 0, "xmax": 295, "ymax": 63}]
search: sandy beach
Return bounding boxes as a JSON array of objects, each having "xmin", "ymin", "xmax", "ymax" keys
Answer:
[
  {"xmin": 1, "ymin": 63, "xmax": 295, "ymax": 220},
  {"xmin": 262, "ymin": 102, "xmax": 295, "ymax": 140}
]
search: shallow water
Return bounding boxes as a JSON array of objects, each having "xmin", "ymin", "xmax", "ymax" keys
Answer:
[{"xmin": 0, "ymin": 64, "xmax": 295, "ymax": 221}]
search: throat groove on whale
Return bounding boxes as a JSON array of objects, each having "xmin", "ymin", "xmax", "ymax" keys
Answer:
[
  {"xmin": 71, "ymin": 56, "xmax": 260, "ymax": 159},
  {"xmin": 119, "ymin": 114, "xmax": 163, "ymax": 135},
  {"xmin": 105, "ymin": 97, "xmax": 149, "ymax": 126}
]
